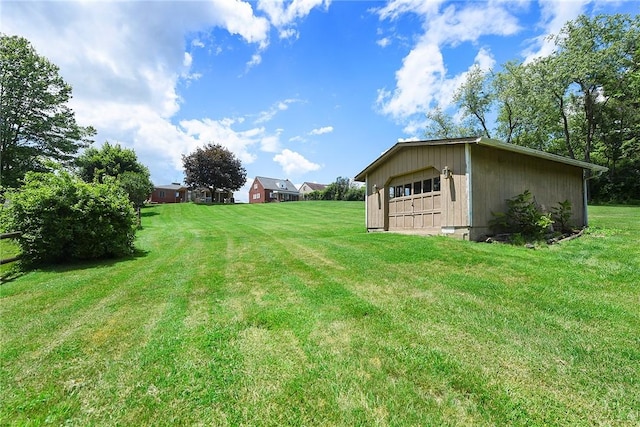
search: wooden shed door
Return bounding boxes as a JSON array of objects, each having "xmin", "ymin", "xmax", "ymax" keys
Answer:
[{"xmin": 388, "ymin": 170, "xmax": 442, "ymax": 230}]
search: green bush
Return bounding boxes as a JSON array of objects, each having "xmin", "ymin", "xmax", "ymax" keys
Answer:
[
  {"xmin": 489, "ymin": 190, "xmax": 554, "ymax": 240},
  {"xmin": 3, "ymin": 171, "xmax": 137, "ymax": 266},
  {"xmin": 550, "ymin": 199, "xmax": 573, "ymax": 233}
]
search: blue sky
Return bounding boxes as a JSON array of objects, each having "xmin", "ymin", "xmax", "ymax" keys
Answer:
[{"xmin": 2, "ymin": 0, "xmax": 638, "ymax": 202}]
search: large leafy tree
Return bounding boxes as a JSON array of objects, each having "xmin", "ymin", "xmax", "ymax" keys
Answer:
[
  {"xmin": 424, "ymin": 106, "xmax": 476, "ymax": 140},
  {"xmin": 182, "ymin": 143, "xmax": 247, "ymax": 197},
  {"xmin": 452, "ymin": 65, "xmax": 493, "ymax": 139},
  {"xmin": 0, "ymin": 34, "xmax": 95, "ymax": 187},
  {"xmin": 75, "ymin": 141, "xmax": 154, "ymax": 210},
  {"xmin": 426, "ymin": 13, "xmax": 640, "ymax": 202}
]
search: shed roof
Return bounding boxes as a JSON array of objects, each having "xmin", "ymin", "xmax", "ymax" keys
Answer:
[
  {"xmin": 254, "ymin": 176, "xmax": 299, "ymax": 194},
  {"xmin": 354, "ymin": 137, "xmax": 608, "ymax": 181}
]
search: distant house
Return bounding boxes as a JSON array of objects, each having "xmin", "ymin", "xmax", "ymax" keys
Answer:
[
  {"xmin": 298, "ymin": 182, "xmax": 327, "ymax": 200},
  {"xmin": 354, "ymin": 137, "xmax": 607, "ymax": 241},
  {"xmin": 189, "ymin": 188, "xmax": 235, "ymax": 204},
  {"xmin": 249, "ymin": 176, "xmax": 299, "ymax": 203},
  {"xmin": 150, "ymin": 183, "xmax": 188, "ymax": 203}
]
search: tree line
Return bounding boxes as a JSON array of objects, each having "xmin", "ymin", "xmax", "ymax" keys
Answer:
[
  {"xmin": 304, "ymin": 177, "xmax": 365, "ymax": 201},
  {"xmin": 426, "ymin": 14, "xmax": 640, "ymax": 203}
]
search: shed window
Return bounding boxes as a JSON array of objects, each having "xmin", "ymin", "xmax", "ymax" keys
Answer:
[
  {"xmin": 389, "ymin": 187, "xmax": 395, "ymax": 199},
  {"xmin": 404, "ymin": 184, "xmax": 411, "ymax": 196},
  {"xmin": 423, "ymin": 179, "xmax": 432, "ymax": 193},
  {"xmin": 159, "ymin": 191, "xmax": 166, "ymax": 198},
  {"xmin": 413, "ymin": 181, "xmax": 422, "ymax": 194},
  {"xmin": 433, "ymin": 177, "xmax": 441, "ymax": 192},
  {"xmin": 395, "ymin": 185, "xmax": 402, "ymax": 198}
]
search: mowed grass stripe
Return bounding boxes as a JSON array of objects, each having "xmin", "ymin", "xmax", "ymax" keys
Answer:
[{"xmin": 1, "ymin": 202, "xmax": 638, "ymax": 425}]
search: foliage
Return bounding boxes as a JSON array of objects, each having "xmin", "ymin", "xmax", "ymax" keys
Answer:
[
  {"xmin": 489, "ymin": 190, "xmax": 554, "ymax": 240},
  {"xmin": 452, "ymin": 65, "xmax": 493, "ymax": 138},
  {"xmin": 304, "ymin": 190, "xmax": 324, "ymax": 201},
  {"xmin": 551, "ymin": 199, "xmax": 573, "ymax": 233},
  {"xmin": 0, "ymin": 34, "xmax": 95, "ymax": 188},
  {"xmin": 118, "ymin": 170, "xmax": 154, "ymax": 209},
  {"xmin": 3, "ymin": 170, "xmax": 136, "ymax": 266},
  {"xmin": 426, "ymin": 14, "xmax": 640, "ymax": 203},
  {"xmin": 343, "ymin": 186, "xmax": 366, "ymax": 201},
  {"xmin": 75, "ymin": 142, "xmax": 154, "ymax": 208},
  {"xmin": 424, "ymin": 106, "xmax": 477, "ymax": 139},
  {"xmin": 182, "ymin": 143, "xmax": 246, "ymax": 195},
  {"xmin": 312, "ymin": 176, "xmax": 365, "ymax": 201},
  {"xmin": 322, "ymin": 176, "xmax": 351, "ymax": 200}
]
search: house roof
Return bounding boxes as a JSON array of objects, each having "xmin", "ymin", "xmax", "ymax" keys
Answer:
[
  {"xmin": 354, "ymin": 137, "xmax": 608, "ymax": 181},
  {"xmin": 254, "ymin": 176, "xmax": 299, "ymax": 194},
  {"xmin": 300, "ymin": 182, "xmax": 327, "ymax": 191},
  {"xmin": 154, "ymin": 183, "xmax": 187, "ymax": 191}
]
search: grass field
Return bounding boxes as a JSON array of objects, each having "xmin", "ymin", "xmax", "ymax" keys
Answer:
[{"xmin": 1, "ymin": 202, "xmax": 639, "ymax": 425}]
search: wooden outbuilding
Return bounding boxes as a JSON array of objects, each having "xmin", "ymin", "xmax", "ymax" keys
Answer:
[{"xmin": 354, "ymin": 137, "xmax": 607, "ymax": 240}]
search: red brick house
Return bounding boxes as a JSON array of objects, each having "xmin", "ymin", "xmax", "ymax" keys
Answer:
[
  {"xmin": 150, "ymin": 183, "xmax": 188, "ymax": 203},
  {"xmin": 249, "ymin": 176, "xmax": 299, "ymax": 203}
]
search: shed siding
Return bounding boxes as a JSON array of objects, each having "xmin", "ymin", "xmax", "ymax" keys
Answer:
[
  {"xmin": 470, "ymin": 145, "xmax": 584, "ymax": 239},
  {"xmin": 366, "ymin": 185, "xmax": 386, "ymax": 230},
  {"xmin": 363, "ymin": 144, "xmax": 468, "ymax": 232}
]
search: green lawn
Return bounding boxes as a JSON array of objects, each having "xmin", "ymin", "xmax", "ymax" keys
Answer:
[{"xmin": 1, "ymin": 202, "xmax": 639, "ymax": 425}]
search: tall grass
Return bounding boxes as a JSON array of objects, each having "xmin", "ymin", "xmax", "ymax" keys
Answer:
[{"xmin": 1, "ymin": 202, "xmax": 638, "ymax": 425}]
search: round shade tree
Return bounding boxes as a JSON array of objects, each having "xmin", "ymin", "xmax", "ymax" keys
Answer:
[
  {"xmin": 76, "ymin": 141, "xmax": 154, "ymax": 216},
  {"xmin": 182, "ymin": 143, "xmax": 246, "ymax": 201}
]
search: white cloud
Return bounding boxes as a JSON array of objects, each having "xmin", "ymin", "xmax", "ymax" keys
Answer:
[
  {"xmin": 0, "ymin": 0, "xmax": 292, "ymax": 185},
  {"xmin": 377, "ymin": 40, "xmax": 445, "ymax": 118},
  {"xmin": 212, "ymin": 0, "xmax": 271, "ymax": 46},
  {"xmin": 377, "ymin": 37, "xmax": 391, "ymax": 48},
  {"xmin": 255, "ymin": 99, "xmax": 300, "ymax": 124},
  {"xmin": 179, "ymin": 117, "xmax": 268, "ymax": 165},
  {"xmin": 522, "ymin": 0, "xmax": 590, "ymax": 63},
  {"xmin": 376, "ymin": 2, "xmax": 519, "ymax": 121},
  {"xmin": 273, "ymin": 149, "xmax": 321, "ymax": 175},
  {"xmin": 260, "ymin": 129, "xmax": 283, "ymax": 153},
  {"xmin": 258, "ymin": 0, "xmax": 330, "ymax": 28},
  {"xmin": 183, "ymin": 52, "xmax": 193, "ymax": 68},
  {"xmin": 309, "ymin": 126, "xmax": 334, "ymax": 135},
  {"xmin": 375, "ymin": 0, "xmax": 442, "ymax": 21},
  {"xmin": 279, "ymin": 28, "xmax": 300, "ymax": 40},
  {"xmin": 246, "ymin": 52, "xmax": 263, "ymax": 70}
]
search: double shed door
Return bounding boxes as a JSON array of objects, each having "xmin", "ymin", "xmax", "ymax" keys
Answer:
[{"xmin": 388, "ymin": 169, "xmax": 442, "ymax": 230}]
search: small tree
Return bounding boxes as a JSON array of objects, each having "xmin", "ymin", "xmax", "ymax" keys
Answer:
[
  {"xmin": 489, "ymin": 190, "xmax": 553, "ymax": 241},
  {"xmin": 76, "ymin": 142, "xmax": 154, "ymax": 225},
  {"xmin": 550, "ymin": 200, "xmax": 573, "ymax": 233},
  {"xmin": 182, "ymin": 143, "xmax": 246, "ymax": 199},
  {"xmin": 76, "ymin": 142, "xmax": 147, "ymax": 183},
  {"xmin": 4, "ymin": 170, "xmax": 137, "ymax": 266}
]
